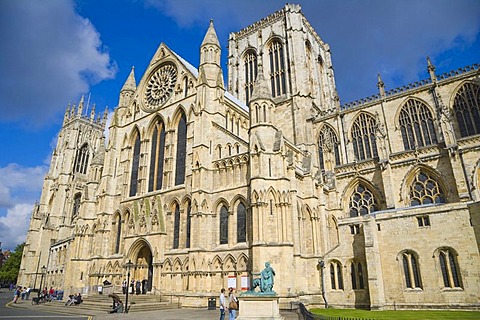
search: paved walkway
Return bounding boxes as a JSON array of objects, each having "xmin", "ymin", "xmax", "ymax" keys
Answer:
[{"xmin": 7, "ymin": 298, "xmax": 300, "ymax": 320}]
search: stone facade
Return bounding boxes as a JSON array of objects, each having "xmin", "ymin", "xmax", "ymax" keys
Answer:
[{"xmin": 19, "ymin": 4, "xmax": 480, "ymax": 310}]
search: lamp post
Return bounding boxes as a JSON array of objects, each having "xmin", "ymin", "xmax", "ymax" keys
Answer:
[
  {"xmin": 39, "ymin": 266, "xmax": 46, "ymax": 297},
  {"xmin": 124, "ymin": 260, "xmax": 134, "ymax": 313},
  {"xmin": 318, "ymin": 259, "xmax": 328, "ymax": 308}
]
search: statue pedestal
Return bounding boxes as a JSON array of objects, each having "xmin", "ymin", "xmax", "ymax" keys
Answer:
[{"xmin": 236, "ymin": 294, "xmax": 284, "ymax": 320}]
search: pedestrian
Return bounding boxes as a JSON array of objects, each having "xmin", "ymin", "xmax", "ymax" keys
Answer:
[
  {"xmin": 228, "ymin": 287, "xmax": 238, "ymax": 319},
  {"xmin": 122, "ymin": 279, "xmax": 127, "ymax": 294},
  {"xmin": 21, "ymin": 286, "xmax": 27, "ymax": 300},
  {"xmin": 135, "ymin": 279, "xmax": 141, "ymax": 295},
  {"xmin": 219, "ymin": 288, "xmax": 226, "ymax": 320},
  {"xmin": 12, "ymin": 286, "xmax": 21, "ymax": 303},
  {"xmin": 26, "ymin": 287, "xmax": 31, "ymax": 300},
  {"xmin": 141, "ymin": 277, "xmax": 147, "ymax": 294},
  {"xmin": 130, "ymin": 279, "xmax": 134, "ymax": 294}
]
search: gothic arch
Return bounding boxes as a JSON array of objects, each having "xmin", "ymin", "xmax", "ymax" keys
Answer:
[
  {"xmin": 393, "ymin": 96, "xmax": 436, "ymax": 130},
  {"xmin": 127, "ymin": 238, "xmax": 153, "ymax": 262},
  {"xmin": 213, "ymin": 197, "xmax": 229, "ymax": 213},
  {"xmin": 400, "ymin": 164, "xmax": 449, "ymax": 205},
  {"xmin": 223, "ymin": 254, "xmax": 236, "ymax": 271},
  {"xmin": 340, "ymin": 177, "xmax": 383, "ymax": 213},
  {"xmin": 449, "ymin": 80, "xmax": 480, "ymax": 138}
]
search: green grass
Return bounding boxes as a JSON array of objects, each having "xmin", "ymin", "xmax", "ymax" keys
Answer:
[{"xmin": 310, "ymin": 308, "xmax": 480, "ymax": 320}]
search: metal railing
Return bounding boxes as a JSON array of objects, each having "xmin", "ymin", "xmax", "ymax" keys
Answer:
[{"xmin": 298, "ymin": 303, "xmax": 376, "ymax": 320}]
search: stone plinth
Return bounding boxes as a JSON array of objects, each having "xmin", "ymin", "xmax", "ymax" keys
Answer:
[{"xmin": 236, "ymin": 294, "xmax": 284, "ymax": 320}]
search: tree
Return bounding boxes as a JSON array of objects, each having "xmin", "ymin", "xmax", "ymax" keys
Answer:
[{"xmin": 0, "ymin": 243, "xmax": 25, "ymax": 284}]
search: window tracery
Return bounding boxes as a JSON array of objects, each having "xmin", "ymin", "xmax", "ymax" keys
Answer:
[
  {"xmin": 268, "ymin": 40, "xmax": 286, "ymax": 97},
  {"xmin": 244, "ymin": 50, "xmax": 257, "ymax": 103},
  {"xmin": 175, "ymin": 112, "xmax": 187, "ymax": 185},
  {"xmin": 351, "ymin": 113, "xmax": 378, "ymax": 161},
  {"xmin": 129, "ymin": 132, "xmax": 141, "ymax": 197},
  {"xmin": 318, "ymin": 125, "xmax": 341, "ymax": 171},
  {"xmin": 220, "ymin": 205, "xmax": 229, "ymax": 245},
  {"xmin": 349, "ymin": 183, "xmax": 378, "ymax": 217},
  {"xmin": 74, "ymin": 144, "xmax": 89, "ymax": 174},
  {"xmin": 149, "ymin": 119, "xmax": 166, "ymax": 192},
  {"xmin": 454, "ymin": 82, "xmax": 480, "ymax": 137},
  {"xmin": 409, "ymin": 171, "xmax": 445, "ymax": 206},
  {"xmin": 399, "ymin": 99, "xmax": 437, "ymax": 150},
  {"xmin": 237, "ymin": 202, "xmax": 246, "ymax": 243}
]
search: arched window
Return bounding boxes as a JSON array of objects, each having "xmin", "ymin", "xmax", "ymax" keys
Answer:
[
  {"xmin": 318, "ymin": 125, "xmax": 341, "ymax": 171},
  {"xmin": 244, "ymin": 50, "xmax": 258, "ymax": 103},
  {"xmin": 409, "ymin": 171, "xmax": 445, "ymax": 206},
  {"xmin": 219, "ymin": 205, "xmax": 229, "ymax": 245},
  {"xmin": 401, "ymin": 251, "xmax": 422, "ymax": 289},
  {"xmin": 175, "ymin": 112, "xmax": 187, "ymax": 185},
  {"xmin": 349, "ymin": 183, "xmax": 378, "ymax": 217},
  {"xmin": 237, "ymin": 202, "xmax": 247, "ymax": 243},
  {"xmin": 268, "ymin": 40, "xmax": 286, "ymax": 97},
  {"xmin": 399, "ymin": 99, "xmax": 438, "ymax": 150},
  {"xmin": 149, "ymin": 119, "xmax": 166, "ymax": 192},
  {"xmin": 183, "ymin": 77, "xmax": 189, "ymax": 98},
  {"xmin": 438, "ymin": 248, "xmax": 462, "ymax": 288},
  {"xmin": 72, "ymin": 193, "xmax": 81, "ymax": 221},
  {"xmin": 350, "ymin": 261, "xmax": 365, "ymax": 290},
  {"xmin": 173, "ymin": 203, "xmax": 180, "ymax": 249},
  {"xmin": 330, "ymin": 260, "xmax": 344, "ymax": 290},
  {"xmin": 114, "ymin": 214, "xmax": 122, "ymax": 254},
  {"xmin": 454, "ymin": 82, "xmax": 480, "ymax": 137},
  {"xmin": 351, "ymin": 113, "xmax": 378, "ymax": 161},
  {"xmin": 74, "ymin": 144, "xmax": 89, "ymax": 174},
  {"xmin": 129, "ymin": 131, "xmax": 141, "ymax": 197},
  {"xmin": 186, "ymin": 201, "xmax": 191, "ymax": 248}
]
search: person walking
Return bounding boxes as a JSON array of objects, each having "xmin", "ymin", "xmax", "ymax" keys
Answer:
[
  {"xmin": 228, "ymin": 287, "xmax": 238, "ymax": 319},
  {"xmin": 122, "ymin": 279, "xmax": 127, "ymax": 294},
  {"xmin": 141, "ymin": 277, "xmax": 147, "ymax": 294},
  {"xmin": 135, "ymin": 279, "xmax": 141, "ymax": 295},
  {"xmin": 219, "ymin": 288, "xmax": 226, "ymax": 320}
]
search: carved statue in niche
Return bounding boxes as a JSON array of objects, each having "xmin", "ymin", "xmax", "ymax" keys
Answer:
[
  {"xmin": 128, "ymin": 217, "xmax": 135, "ymax": 234},
  {"xmin": 151, "ymin": 213, "xmax": 159, "ymax": 232},
  {"xmin": 374, "ymin": 112, "xmax": 389, "ymax": 163},
  {"xmin": 139, "ymin": 215, "xmax": 147, "ymax": 233}
]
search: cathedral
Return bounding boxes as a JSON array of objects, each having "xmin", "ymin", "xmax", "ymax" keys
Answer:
[{"xmin": 19, "ymin": 4, "xmax": 480, "ymax": 310}]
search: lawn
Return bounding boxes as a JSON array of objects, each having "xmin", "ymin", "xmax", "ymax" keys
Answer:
[{"xmin": 311, "ymin": 308, "xmax": 480, "ymax": 320}]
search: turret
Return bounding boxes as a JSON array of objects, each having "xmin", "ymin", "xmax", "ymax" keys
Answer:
[
  {"xmin": 198, "ymin": 20, "xmax": 224, "ymax": 89},
  {"xmin": 119, "ymin": 67, "xmax": 136, "ymax": 108}
]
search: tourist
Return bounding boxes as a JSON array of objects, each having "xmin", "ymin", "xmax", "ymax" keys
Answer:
[
  {"xmin": 122, "ymin": 279, "xmax": 127, "ymax": 294},
  {"xmin": 228, "ymin": 287, "xmax": 238, "ymax": 320},
  {"xmin": 219, "ymin": 288, "xmax": 226, "ymax": 320},
  {"xmin": 130, "ymin": 279, "xmax": 134, "ymax": 294},
  {"xmin": 141, "ymin": 277, "xmax": 147, "ymax": 294},
  {"xmin": 12, "ymin": 286, "xmax": 21, "ymax": 303},
  {"xmin": 135, "ymin": 279, "xmax": 141, "ymax": 295}
]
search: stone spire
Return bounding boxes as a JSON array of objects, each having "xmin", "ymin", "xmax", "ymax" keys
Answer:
[
  {"xmin": 201, "ymin": 19, "xmax": 220, "ymax": 48},
  {"xmin": 250, "ymin": 59, "xmax": 271, "ymax": 101},
  {"xmin": 121, "ymin": 67, "xmax": 136, "ymax": 92}
]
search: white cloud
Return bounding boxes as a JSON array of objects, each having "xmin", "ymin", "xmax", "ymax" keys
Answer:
[
  {"xmin": 0, "ymin": 163, "xmax": 47, "ymax": 250},
  {"xmin": 0, "ymin": 0, "xmax": 117, "ymax": 127},
  {"xmin": 0, "ymin": 203, "xmax": 33, "ymax": 250}
]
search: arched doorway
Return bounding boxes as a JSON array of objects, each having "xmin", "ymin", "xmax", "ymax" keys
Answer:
[{"xmin": 128, "ymin": 239, "xmax": 153, "ymax": 292}]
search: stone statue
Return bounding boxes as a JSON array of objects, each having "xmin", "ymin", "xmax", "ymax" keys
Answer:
[{"xmin": 251, "ymin": 262, "xmax": 276, "ymax": 293}]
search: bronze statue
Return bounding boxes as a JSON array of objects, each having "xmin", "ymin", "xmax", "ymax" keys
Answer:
[{"xmin": 251, "ymin": 262, "xmax": 276, "ymax": 293}]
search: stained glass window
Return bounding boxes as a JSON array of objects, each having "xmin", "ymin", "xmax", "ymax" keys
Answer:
[
  {"xmin": 409, "ymin": 171, "xmax": 445, "ymax": 206},
  {"xmin": 399, "ymin": 99, "xmax": 437, "ymax": 150},
  {"xmin": 454, "ymin": 82, "xmax": 480, "ymax": 137},
  {"xmin": 269, "ymin": 40, "xmax": 286, "ymax": 97},
  {"xmin": 129, "ymin": 132, "xmax": 141, "ymax": 197},
  {"xmin": 352, "ymin": 113, "xmax": 378, "ymax": 161},
  {"xmin": 175, "ymin": 113, "xmax": 187, "ymax": 185},
  {"xmin": 349, "ymin": 183, "xmax": 378, "ymax": 217}
]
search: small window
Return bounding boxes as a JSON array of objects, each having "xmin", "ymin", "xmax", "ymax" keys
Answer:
[
  {"xmin": 350, "ymin": 224, "xmax": 361, "ymax": 234},
  {"xmin": 330, "ymin": 261, "xmax": 344, "ymax": 290},
  {"xmin": 417, "ymin": 216, "xmax": 430, "ymax": 227}
]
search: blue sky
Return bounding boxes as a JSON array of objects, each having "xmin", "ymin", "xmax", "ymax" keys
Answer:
[{"xmin": 0, "ymin": 0, "xmax": 479, "ymax": 250}]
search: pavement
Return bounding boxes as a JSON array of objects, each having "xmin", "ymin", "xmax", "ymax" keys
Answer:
[{"xmin": 3, "ymin": 290, "xmax": 301, "ymax": 320}]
